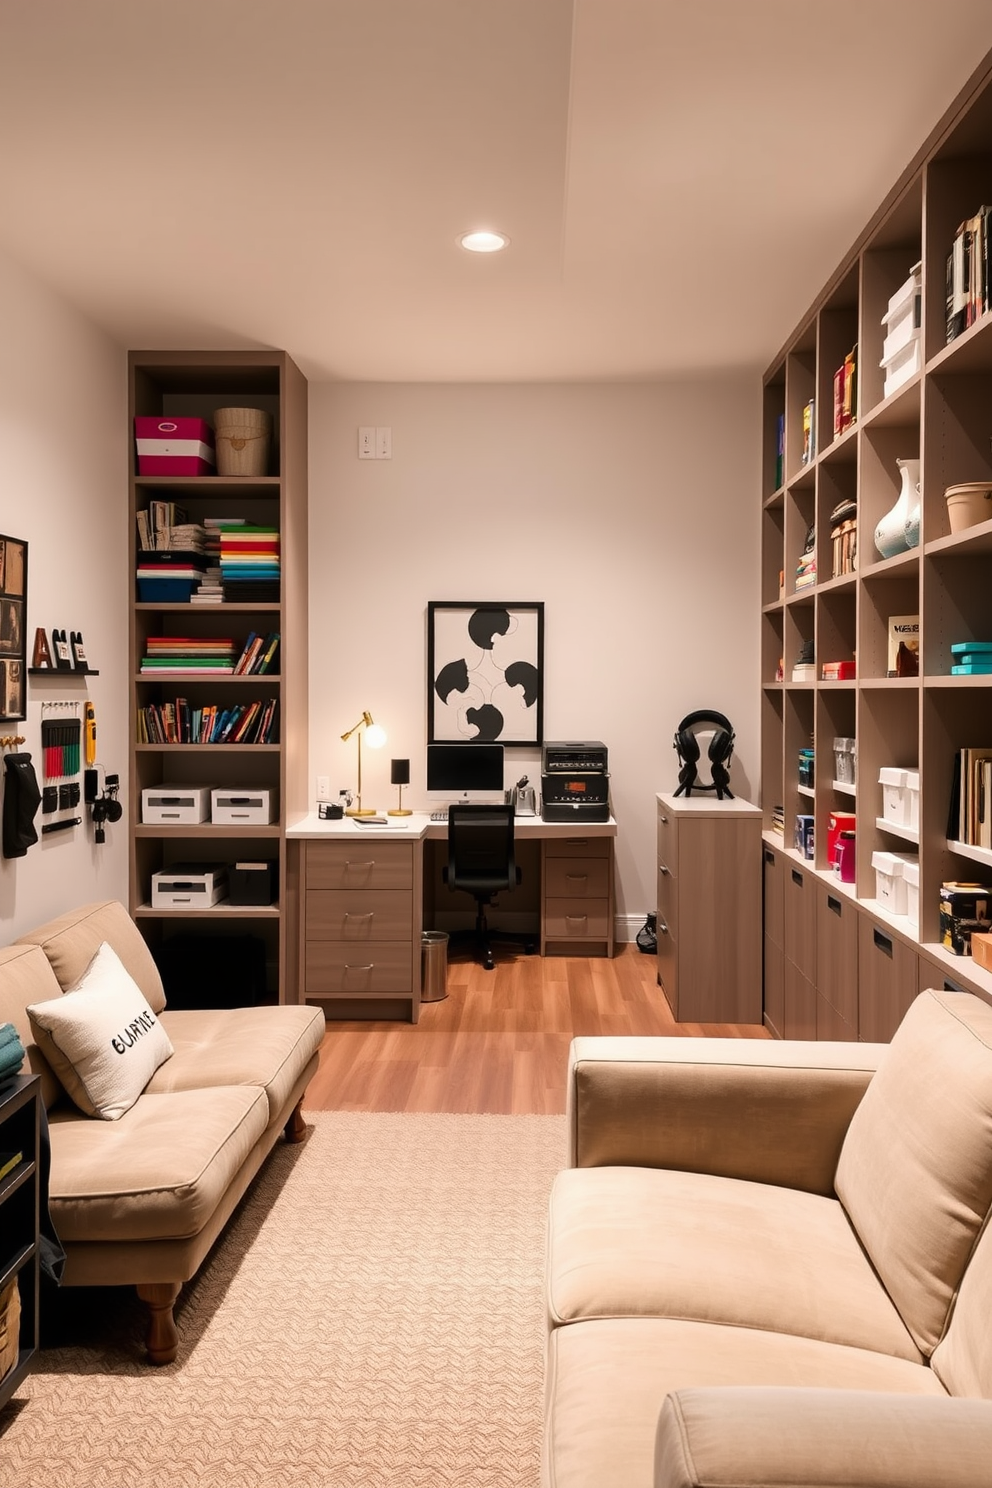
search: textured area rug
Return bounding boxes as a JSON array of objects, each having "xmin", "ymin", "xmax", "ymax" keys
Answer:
[{"xmin": 1, "ymin": 1112, "xmax": 566, "ymax": 1488}]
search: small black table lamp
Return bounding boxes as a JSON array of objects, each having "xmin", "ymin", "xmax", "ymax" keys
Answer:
[{"xmin": 389, "ymin": 758, "xmax": 412, "ymax": 816}]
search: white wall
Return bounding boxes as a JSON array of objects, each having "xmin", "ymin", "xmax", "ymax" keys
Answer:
[
  {"xmin": 308, "ymin": 380, "xmax": 761, "ymax": 930},
  {"xmin": 0, "ymin": 246, "xmax": 127, "ymax": 939}
]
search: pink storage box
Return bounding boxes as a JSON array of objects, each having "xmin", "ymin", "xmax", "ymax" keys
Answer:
[{"xmin": 135, "ymin": 417, "xmax": 216, "ymax": 476}]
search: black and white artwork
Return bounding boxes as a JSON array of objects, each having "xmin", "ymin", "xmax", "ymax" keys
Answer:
[
  {"xmin": 0, "ymin": 535, "xmax": 27, "ymax": 721},
  {"xmin": 427, "ymin": 601, "xmax": 544, "ymax": 746}
]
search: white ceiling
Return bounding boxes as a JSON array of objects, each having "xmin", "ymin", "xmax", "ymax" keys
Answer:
[{"xmin": 1, "ymin": 0, "xmax": 992, "ymax": 383}]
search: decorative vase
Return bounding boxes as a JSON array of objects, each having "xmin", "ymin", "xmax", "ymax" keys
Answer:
[{"xmin": 874, "ymin": 458, "xmax": 920, "ymax": 559}]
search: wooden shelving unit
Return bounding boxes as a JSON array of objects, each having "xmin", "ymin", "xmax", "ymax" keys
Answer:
[
  {"xmin": 760, "ymin": 53, "xmax": 992, "ymax": 1040},
  {"xmin": 127, "ymin": 351, "xmax": 308, "ymax": 1005},
  {"xmin": 0, "ymin": 1076, "xmax": 40, "ymax": 1411}
]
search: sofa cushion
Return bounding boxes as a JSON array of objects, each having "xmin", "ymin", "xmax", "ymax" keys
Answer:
[
  {"xmin": 47, "ymin": 1084, "xmax": 268, "ymax": 1242},
  {"xmin": 153, "ymin": 1004, "xmax": 325, "ymax": 1124},
  {"xmin": 932, "ymin": 1205, "xmax": 992, "ymax": 1398},
  {"xmin": 0, "ymin": 943, "xmax": 66, "ymax": 1108},
  {"xmin": 544, "ymin": 1317, "xmax": 946, "ymax": 1488},
  {"xmin": 835, "ymin": 988, "xmax": 992, "ymax": 1355},
  {"xmin": 27, "ymin": 942, "xmax": 174, "ymax": 1120},
  {"xmin": 17, "ymin": 900, "xmax": 167, "ymax": 1014},
  {"xmin": 547, "ymin": 1166, "xmax": 920, "ymax": 1361}
]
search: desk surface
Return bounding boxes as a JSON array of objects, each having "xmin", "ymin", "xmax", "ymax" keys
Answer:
[{"xmin": 287, "ymin": 811, "xmax": 617, "ymax": 841}]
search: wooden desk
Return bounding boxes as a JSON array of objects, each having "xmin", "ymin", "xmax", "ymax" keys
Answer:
[{"xmin": 287, "ymin": 812, "xmax": 617, "ymax": 1021}]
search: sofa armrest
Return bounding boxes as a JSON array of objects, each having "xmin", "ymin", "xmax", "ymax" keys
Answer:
[
  {"xmin": 567, "ymin": 1036, "xmax": 884, "ymax": 1195},
  {"xmin": 655, "ymin": 1388, "xmax": 992, "ymax": 1488}
]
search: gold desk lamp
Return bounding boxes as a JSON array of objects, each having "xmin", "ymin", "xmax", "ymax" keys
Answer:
[{"xmin": 341, "ymin": 712, "xmax": 386, "ymax": 816}]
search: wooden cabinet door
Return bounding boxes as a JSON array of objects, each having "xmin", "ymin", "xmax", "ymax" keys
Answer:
[
  {"xmin": 816, "ymin": 884, "xmax": 858, "ymax": 1029},
  {"xmin": 783, "ymin": 863, "xmax": 816, "ymax": 980},
  {"xmin": 764, "ymin": 935, "xmax": 784, "ymax": 1038},
  {"xmin": 763, "ymin": 844, "xmax": 784, "ymax": 949},
  {"xmin": 783, "ymin": 959, "xmax": 817, "ymax": 1040},
  {"xmin": 858, "ymin": 918, "xmax": 918, "ymax": 1042}
]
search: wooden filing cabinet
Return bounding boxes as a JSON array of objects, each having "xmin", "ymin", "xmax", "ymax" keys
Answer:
[
  {"xmin": 655, "ymin": 793, "xmax": 762, "ymax": 1024},
  {"xmin": 541, "ymin": 836, "xmax": 614, "ymax": 956},
  {"xmin": 301, "ymin": 840, "xmax": 422, "ymax": 1022}
]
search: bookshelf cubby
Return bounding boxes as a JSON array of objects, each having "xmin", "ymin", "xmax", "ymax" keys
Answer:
[
  {"xmin": 760, "ymin": 50, "xmax": 992, "ymax": 1039},
  {"xmin": 127, "ymin": 350, "xmax": 308, "ymax": 1005}
]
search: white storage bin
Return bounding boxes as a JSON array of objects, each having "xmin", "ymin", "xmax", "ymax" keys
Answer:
[
  {"xmin": 881, "ymin": 331, "xmax": 922, "ymax": 399},
  {"xmin": 881, "ymin": 284, "xmax": 921, "ymax": 360},
  {"xmin": 151, "ymin": 862, "xmax": 228, "ymax": 908},
  {"xmin": 904, "ymin": 769, "xmax": 920, "ymax": 831},
  {"xmin": 885, "ymin": 264, "xmax": 922, "ymax": 321},
  {"xmin": 903, "ymin": 858, "xmax": 920, "ymax": 927},
  {"xmin": 141, "ymin": 784, "xmax": 213, "ymax": 825},
  {"xmin": 211, "ymin": 787, "xmax": 276, "ymax": 825},
  {"xmin": 872, "ymin": 850, "xmax": 910, "ymax": 915},
  {"xmin": 879, "ymin": 767, "xmax": 910, "ymax": 825}
]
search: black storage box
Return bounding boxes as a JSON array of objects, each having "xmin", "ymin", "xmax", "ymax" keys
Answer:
[{"xmin": 228, "ymin": 859, "xmax": 277, "ymax": 906}]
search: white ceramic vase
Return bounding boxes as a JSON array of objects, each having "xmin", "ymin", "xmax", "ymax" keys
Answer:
[{"xmin": 874, "ymin": 458, "xmax": 920, "ymax": 559}]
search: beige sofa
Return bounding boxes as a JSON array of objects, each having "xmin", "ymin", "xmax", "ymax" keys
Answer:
[
  {"xmin": 543, "ymin": 988, "xmax": 992, "ymax": 1488},
  {"xmin": 0, "ymin": 900, "xmax": 325, "ymax": 1364}
]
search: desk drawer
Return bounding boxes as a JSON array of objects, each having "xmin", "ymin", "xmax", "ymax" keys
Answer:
[
  {"xmin": 306, "ymin": 841, "xmax": 414, "ymax": 890},
  {"xmin": 656, "ymin": 805, "xmax": 679, "ymax": 876},
  {"xmin": 305, "ymin": 941, "xmax": 412, "ymax": 993},
  {"xmin": 544, "ymin": 897, "xmax": 610, "ymax": 940},
  {"xmin": 544, "ymin": 836, "xmax": 612, "ymax": 860},
  {"xmin": 544, "ymin": 857, "xmax": 611, "ymax": 898},
  {"xmin": 306, "ymin": 889, "xmax": 413, "ymax": 940}
]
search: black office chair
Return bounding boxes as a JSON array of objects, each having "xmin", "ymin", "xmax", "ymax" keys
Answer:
[{"xmin": 443, "ymin": 803, "xmax": 537, "ymax": 970}]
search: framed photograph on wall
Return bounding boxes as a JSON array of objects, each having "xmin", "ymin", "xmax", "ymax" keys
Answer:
[
  {"xmin": 427, "ymin": 600, "xmax": 544, "ymax": 746},
  {"xmin": 0, "ymin": 534, "xmax": 27, "ymax": 722}
]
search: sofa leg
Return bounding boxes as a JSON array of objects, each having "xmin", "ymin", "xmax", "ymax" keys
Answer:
[
  {"xmin": 137, "ymin": 1282, "xmax": 181, "ymax": 1364},
  {"xmin": 284, "ymin": 1096, "xmax": 309, "ymax": 1144}
]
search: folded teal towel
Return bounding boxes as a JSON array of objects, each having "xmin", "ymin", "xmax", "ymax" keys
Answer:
[
  {"xmin": 0, "ymin": 1024, "xmax": 25, "ymax": 1078},
  {"xmin": 0, "ymin": 1021, "xmax": 22, "ymax": 1049}
]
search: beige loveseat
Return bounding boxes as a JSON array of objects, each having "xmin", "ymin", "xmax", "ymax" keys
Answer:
[
  {"xmin": 543, "ymin": 988, "xmax": 992, "ymax": 1488},
  {"xmin": 0, "ymin": 900, "xmax": 325, "ymax": 1364}
]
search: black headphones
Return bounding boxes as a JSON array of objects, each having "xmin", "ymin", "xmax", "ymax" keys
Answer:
[{"xmin": 673, "ymin": 710, "xmax": 735, "ymax": 799}]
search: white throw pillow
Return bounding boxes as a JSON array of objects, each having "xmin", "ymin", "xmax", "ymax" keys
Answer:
[{"xmin": 27, "ymin": 941, "xmax": 173, "ymax": 1120}]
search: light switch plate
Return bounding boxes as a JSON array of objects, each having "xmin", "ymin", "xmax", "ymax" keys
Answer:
[{"xmin": 358, "ymin": 426, "xmax": 375, "ymax": 459}]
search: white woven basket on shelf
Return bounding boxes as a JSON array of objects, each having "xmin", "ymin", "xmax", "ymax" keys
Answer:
[{"xmin": 213, "ymin": 406, "xmax": 273, "ymax": 477}]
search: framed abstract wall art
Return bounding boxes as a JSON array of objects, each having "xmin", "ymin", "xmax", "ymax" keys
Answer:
[
  {"xmin": 427, "ymin": 601, "xmax": 544, "ymax": 746},
  {"xmin": 0, "ymin": 534, "xmax": 27, "ymax": 722}
]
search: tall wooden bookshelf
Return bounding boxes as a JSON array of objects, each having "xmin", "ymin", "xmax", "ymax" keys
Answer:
[
  {"xmin": 760, "ymin": 53, "xmax": 992, "ymax": 1041},
  {"xmin": 127, "ymin": 350, "xmax": 308, "ymax": 1004}
]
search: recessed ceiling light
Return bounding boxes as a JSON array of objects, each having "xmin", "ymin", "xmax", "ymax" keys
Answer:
[{"xmin": 459, "ymin": 230, "xmax": 510, "ymax": 253}]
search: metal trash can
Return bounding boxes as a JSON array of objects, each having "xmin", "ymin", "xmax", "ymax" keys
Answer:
[{"xmin": 421, "ymin": 930, "xmax": 449, "ymax": 1002}]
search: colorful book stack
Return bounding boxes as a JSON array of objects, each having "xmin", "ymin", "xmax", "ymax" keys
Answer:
[
  {"xmin": 829, "ymin": 498, "xmax": 857, "ymax": 576},
  {"xmin": 774, "ymin": 414, "xmax": 784, "ymax": 490},
  {"xmin": 218, "ymin": 524, "xmax": 280, "ymax": 602},
  {"xmin": 136, "ymin": 550, "xmax": 208, "ymax": 602},
  {"xmin": 801, "ymin": 398, "xmax": 815, "ymax": 465},
  {"xmin": 137, "ymin": 697, "xmax": 278, "ymax": 745},
  {"xmin": 140, "ymin": 637, "xmax": 237, "ymax": 675},
  {"xmin": 831, "ymin": 345, "xmax": 857, "ymax": 436},
  {"xmin": 951, "ymin": 640, "xmax": 992, "ymax": 675},
  {"xmin": 233, "ymin": 631, "xmax": 281, "ymax": 675},
  {"xmin": 946, "ymin": 208, "xmax": 992, "ymax": 342}
]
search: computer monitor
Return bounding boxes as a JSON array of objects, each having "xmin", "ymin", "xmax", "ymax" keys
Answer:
[{"xmin": 426, "ymin": 743, "xmax": 505, "ymax": 805}]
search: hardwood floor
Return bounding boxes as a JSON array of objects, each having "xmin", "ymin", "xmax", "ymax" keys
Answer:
[{"xmin": 306, "ymin": 944, "xmax": 770, "ymax": 1114}]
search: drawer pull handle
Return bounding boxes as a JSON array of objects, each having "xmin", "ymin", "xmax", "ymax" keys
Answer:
[
  {"xmin": 659, "ymin": 814, "xmax": 669, "ymax": 825},
  {"xmin": 565, "ymin": 874, "xmax": 588, "ymax": 885},
  {"xmin": 345, "ymin": 860, "xmax": 375, "ymax": 871},
  {"xmin": 764, "ymin": 848, "xmax": 775, "ymax": 864},
  {"xmin": 827, "ymin": 895, "xmax": 842, "ymax": 916},
  {"xmin": 344, "ymin": 963, "xmax": 374, "ymax": 973},
  {"xmin": 565, "ymin": 915, "xmax": 588, "ymax": 926},
  {"xmin": 658, "ymin": 919, "xmax": 669, "ymax": 936},
  {"xmin": 344, "ymin": 912, "xmax": 374, "ymax": 924},
  {"xmin": 791, "ymin": 870, "xmax": 803, "ymax": 887},
  {"xmin": 873, "ymin": 928, "xmax": 893, "ymax": 957},
  {"xmin": 659, "ymin": 863, "xmax": 671, "ymax": 876},
  {"xmin": 565, "ymin": 839, "xmax": 589, "ymax": 846}
]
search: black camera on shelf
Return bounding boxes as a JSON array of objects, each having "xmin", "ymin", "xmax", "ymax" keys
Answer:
[{"xmin": 91, "ymin": 773, "xmax": 122, "ymax": 844}]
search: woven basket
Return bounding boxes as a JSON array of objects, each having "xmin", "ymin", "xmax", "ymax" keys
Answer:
[
  {"xmin": 0, "ymin": 1279, "xmax": 21, "ymax": 1385},
  {"xmin": 214, "ymin": 407, "xmax": 273, "ymax": 477}
]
